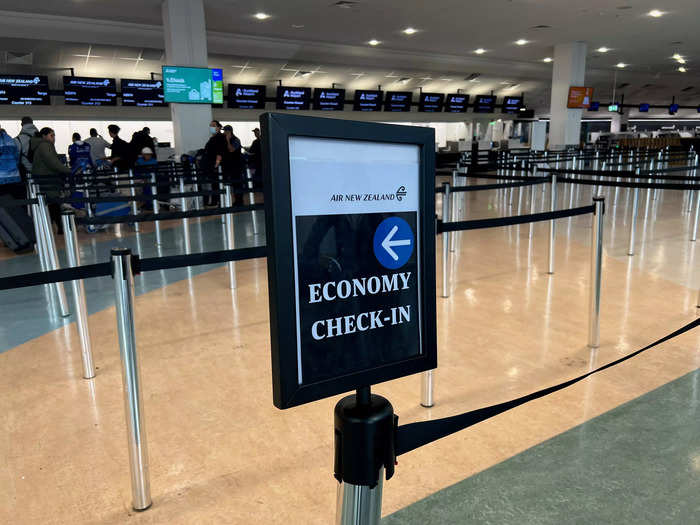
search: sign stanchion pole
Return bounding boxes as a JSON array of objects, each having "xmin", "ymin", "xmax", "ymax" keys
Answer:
[
  {"xmin": 224, "ymin": 184, "xmax": 237, "ymax": 289},
  {"xmin": 334, "ymin": 387, "xmax": 394, "ymax": 525},
  {"xmin": 128, "ymin": 169, "xmax": 140, "ymax": 232},
  {"xmin": 547, "ymin": 174, "xmax": 557, "ymax": 275},
  {"xmin": 37, "ymin": 193, "xmax": 70, "ymax": 317},
  {"xmin": 219, "ymin": 165, "xmax": 226, "ymax": 224},
  {"xmin": 61, "ymin": 211, "xmax": 96, "ymax": 379},
  {"xmin": 588, "ymin": 197, "xmax": 605, "ymax": 348},
  {"xmin": 441, "ymin": 182, "xmax": 451, "ymax": 298},
  {"xmin": 111, "ymin": 248, "xmax": 152, "ymax": 512}
]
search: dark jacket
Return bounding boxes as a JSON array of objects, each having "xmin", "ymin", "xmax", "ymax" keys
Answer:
[{"xmin": 30, "ymin": 136, "xmax": 70, "ymax": 197}]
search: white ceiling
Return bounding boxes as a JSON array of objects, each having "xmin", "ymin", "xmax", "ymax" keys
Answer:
[{"xmin": 0, "ymin": 1, "xmax": 698, "ymax": 111}]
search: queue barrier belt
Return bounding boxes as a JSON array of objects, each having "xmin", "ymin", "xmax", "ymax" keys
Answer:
[
  {"xmin": 557, "ymin": 178, "xmax": 700, "ymax": 191},
  {"xmin": 435, "ymin": 178, "xmax": 549, "ymax": 194},
  {"xmin": 75, "ymin": 202, "xmax": 265, "ymax": 225},
  {"xmin": 0, "ymin": 245, "xmax": 267, "ymax": 291},
  {"xmin": 396, "ymin": 317, "xmax": 700, "ymax": 455},
  {"xmin": 437, "ymin": 204, "xmax": 595, "ymax": 233}
]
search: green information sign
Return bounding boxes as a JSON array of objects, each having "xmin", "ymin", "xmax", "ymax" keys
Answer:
[{"xmin": 162, "ymin": 66, "xmax": 223, "ymax": 104}]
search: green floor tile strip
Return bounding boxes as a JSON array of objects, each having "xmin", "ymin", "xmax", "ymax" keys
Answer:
[{"xmin": 384, "ymin": 368, "xmax": 700, "ymax": 524}]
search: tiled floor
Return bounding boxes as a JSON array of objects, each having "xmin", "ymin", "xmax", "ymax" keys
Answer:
[{"xmin": 0, "ymin": 179, "xmax": 698, "ymax": 524}]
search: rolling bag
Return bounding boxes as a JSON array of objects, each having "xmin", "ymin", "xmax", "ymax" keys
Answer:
[{"xmin": 0, "ymin": 195, "xmax": 35, "ymax": 254}]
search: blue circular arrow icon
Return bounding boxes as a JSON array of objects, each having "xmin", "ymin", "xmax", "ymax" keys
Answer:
[{"xmin": 373, "ymin": 217, "xmax": 414, "ymax": 269}]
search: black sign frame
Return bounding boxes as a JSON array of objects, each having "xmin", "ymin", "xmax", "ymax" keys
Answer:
[
  {"xmin": 418, "ymin": 92, "xmax": 444, "ymax": 112},
  {"xmin": 260, "ymin": 113, "xmax": 437, "ymax": 409},
  {"xmin": 228, "ymin": 84, "xmax": 267, "ymax": 109},
  {"xmin": 353, "ymin": 90, "xmax": 383, "ymax": 111},
  {"xmin": 312, "ymin": 87, "xmax": 346, "ymax": 111},
  {"xmin": 276, "ymin": 86, "xmax": 312, "ymax": 110}
]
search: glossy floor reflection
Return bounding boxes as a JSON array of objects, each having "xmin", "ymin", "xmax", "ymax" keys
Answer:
[{"xmin": 0, "ymin": 180, "xmax": 698, "ymax": 524}]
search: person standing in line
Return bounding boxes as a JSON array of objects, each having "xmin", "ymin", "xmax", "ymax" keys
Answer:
[
  {"xmin": 68, "ymin": 133, "xmax": 93, "ymax": 187},
  {"xmin": 222, "ymin": 125, "xmax": 243, "ymax": 206},
  {"xmin": 30, "ymin": 127, "xmax": 72, "ymax": 234},
  {"xmin": 0, "ymin": 128, "xmax": 23, "ymax": 199},
  {"xmin": 15, "ymin": 116, "xmax": 39, "ymax": 181},
  {"xmin": 84, "ymin": 128, "xmax": 111, "ymax": 167},
  {"xmin": 202, "ymin": 120, "xmax": 227, "ymax": 206},
  {"xmin": 246, "ymin": 127, "xmax": 261, "ymax": 175},
  {"xmin": 106, "ymin": 124, "xmax": 134, "ymax": 172},
  {"xmin": 135, "ymin": 147, "xmax": 162, "ymax": 211}
]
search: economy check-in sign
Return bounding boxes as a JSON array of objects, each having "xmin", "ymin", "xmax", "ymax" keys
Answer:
[{"xmin": 261, "ymin": 113, "xmax": 437, "ymax": 408}]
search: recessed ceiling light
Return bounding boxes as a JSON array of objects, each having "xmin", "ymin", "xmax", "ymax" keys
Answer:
[
  {"xmin": 677, "ymin": 57, "xmax": 687, "ymax": 64},
  {"xmin": 474, "ymin": 48, "xmax": 486, "ymax": 54},
  {"xmin": 672, "ymin": 53, "xmax": 682, "ymax": 60},
  {"xmin": 678, "ymin": 67, "xmax": 687, "ymax": 72},
  {"xmin": 399, "ymin": 77, "xmax": 411, "ymax": 84},
  {"xmin": 291, "ymin": 24, "xmax": 305, "ymax": 29},
  {"xmin": 616, "ymin": 62, "xmax": 627, "ymax": 68},
  {"xmin": 515, "ymin": 39, "xmax": 529, "ymax": 46},
  {"xmin": 254, "ymin": 12, "xmax": 270, "ymax": 20},
  {"xmin": 543, "ymin": 57, "xmax": 553, "ymax": 63},
  {"xmin": 647, "ymin": 9, "xmax": 665, "ymax": 17},
  {"xmin": 402, "ymin": 27, "xmax": 417, "ymax": 35},
  {"xmin": 597, "ymin": 47, "xmax": 610, "ymax": 53},
  {"xmin": 367, "ymin": 39, "xmax": 381, "ymax": 46}
]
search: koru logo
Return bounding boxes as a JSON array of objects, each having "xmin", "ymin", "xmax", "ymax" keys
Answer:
[{"xmin": 395, "ymin": 186, "xmax": 407, "ymax": 202}]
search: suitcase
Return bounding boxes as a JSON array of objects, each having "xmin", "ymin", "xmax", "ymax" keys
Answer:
[{"xmin": 0, "ymin": 195, "xmax": 35, "ymax": 254}]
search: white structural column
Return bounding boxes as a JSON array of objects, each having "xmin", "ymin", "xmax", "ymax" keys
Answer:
[
  {"xmin": 610, "ymin": 112, "xmax": 629, "ymax": 133},
  {"xmin": 548, "ymin": 42, "xmax": 587, "ymax": 150},
  {"xmin": 162, "ymin": 0, "xmax": 212, "ymax": 154}
]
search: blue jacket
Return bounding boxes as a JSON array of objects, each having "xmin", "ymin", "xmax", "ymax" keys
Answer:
[
  {"xmin": 68, "ymin": 141, "xmax": 93, "ymax": 172},
  {"xmin": 0, "ymin": 130, "xmax": 20, "ymax": 184}
]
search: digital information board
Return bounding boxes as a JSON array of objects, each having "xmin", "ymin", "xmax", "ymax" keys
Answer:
[
  {"xmin": 502, "ymin": 96, "xmax": 523, "ymax": 114},
  {"xmin": 63, "ymin": 76, "xmax": 117, "ymax": 106},
  {"xmin": 261, "ymin": 113, "xmax": 436, "ymax": 408},
  {"xmin": 473, "ymin": 95, "xmax": 496, "ymax": 113},
  {"xmin": 418, "ymin": 92, "xmax": 444, "ymax": 112},
  {"xmin": 567, "ymin": 86, "xmax": 594, "ymax": 109},
  {"xmin": 162, "ymin": 66, "xmax": 223, "ymax": 104},
  {"xmin": 384, "ymin": 91, "xmax": 412, "ymax": 112},
  {"xmin": 276, "ymin": 86, "xmax": 311, "ymax": 110},
  {"xmin": 228, "ymin": 84, "xmax": 266, "ymax": 109},
  {"xmin": 354, "ymin": 90, "xmax": 383, "ymax": 111},
  {"xmin": 120, "ymin": 79, "xmax": 166, "ymax": 107},
  {"xmin": 313, "ymin": 88, "xmax": 345, "ymax": 111},
  {"xmin": 0, "ymin": 75, "xmax": 50, "ymax": 105},
  {"xmin": 444, "ymin": 93, "xmax": 469, "ymax": 113}
]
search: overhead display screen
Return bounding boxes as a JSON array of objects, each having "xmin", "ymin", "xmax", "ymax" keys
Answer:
[
  {"xmin": 567, "ymin": 86, "xmax": 594, "ymax": 108},
  {"xmin": 502, "ymin": 96, "xmax": 523, "ymax": 114},
  {"xmin": 473, "ymin": 95, "xmax": 496, "ymax": 113},
  {"xmin": 444, "ymin": 93, "xmax": 469, "ymax": 113},
  {"xmin": 120, "ymin": 79, "xmax": 166, "ymax": 107},
  {"xmin": 353, "ymin": 90, "xmax": 383, "ymax": 111},
  {"xmin": 0, "ymin": 75, "xmax": 50, "ymax": 105},
  {"xmin": 162, "ymin": 66, "xmax": 224, "ymax": 104},
  {"xmin": 228, "ymin": 84, "xmax": 266, "ymax": 109},
  {"xmin": 418, "ymin": 92, "xmax": 444, "ymax": 112},
  {"xmin": 639, "ymin": 103, "xmax": 650, "ymax": 113},
  {"xmin": 276, "ymin": 86, "xmax": 311, "ymax": 110},
  {"xmin": 588, "ymin": 101, "xmax": 600, "ymax": 111},
  {"xmin": 63, "ymin": 76, "xmax": 117, "ymax": 106},
  {"xmin": 384, "ymin": 91, "xmax": 413, "ymax": 112},
  {"xmin": 312, "ymin": 88, "xmax": 345, "ymax": 111}
]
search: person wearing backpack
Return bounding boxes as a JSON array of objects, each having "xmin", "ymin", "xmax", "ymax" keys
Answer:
[
  {"xmin": 0, "ymin": 128, "xmax": 23, "ymax": 199},
  {"xmin": 15, "ymin": 116, "xmax": 39, "ymax": 181}
]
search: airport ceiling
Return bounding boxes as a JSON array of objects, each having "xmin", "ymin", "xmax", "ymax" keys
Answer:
[{"xmin": 0, "ymin": 0, "xmax": 699, "ymax": 109}]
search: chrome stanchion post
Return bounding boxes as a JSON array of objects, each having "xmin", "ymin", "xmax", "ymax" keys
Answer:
[
  {"xmin": 150, "ymin": 173, "xmax": 162, "ymax": 246},
  {"xmin": 547, "ymin": 174, "xmax": 557, "ymax": 274},
  {"xmin": 28, "ymin": 184, "xmax": 47, "ymax": 272},
  {"xmin": 628, "ymin": 168, "xmax": 640, "ymax": 256},
  {"xmin": 218, "ymin": 165, "xmax": 226, "ymax": 224},
  {"xmin": 420, "ymin": 369, "xmax": 434, "ymax": 407},
  {"xmin": 246, "ymin": 167, "xmax": 259, "ymax": 235},
  {"xmin": 529, "ymin": 179, "xmax": 537, "ymax": 239},
  {"xmin": 441, "ymin": 182, "xmax": 451, "ymax": 298},
  {"xmin": 61, "ymin": 212, "xmax": 95, "ymax": 379},
  {"xmin": 588, "ymin": 197, "xmax": 605, "ymax": 348},
  {"xmin": 224, "ymin": 184, "xmax": 237, "ymax": 289},
  {"xmin": 111, "ymin": 249, "xmax": 152, "ymax": 512},
  {"xmin": 334, "ymin": 388, "xmax": 393, "ymax": 525},
  {"xmin": 36, "ymin": 193, "xmax": 70, "ymax": 317},
  {"xmin": 128, "ymin": 169, "xmax": 140, "ymax": 232},
  {"xmin": 691, "ymin": 188, "xmax": 699, "ymax": 242}
]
